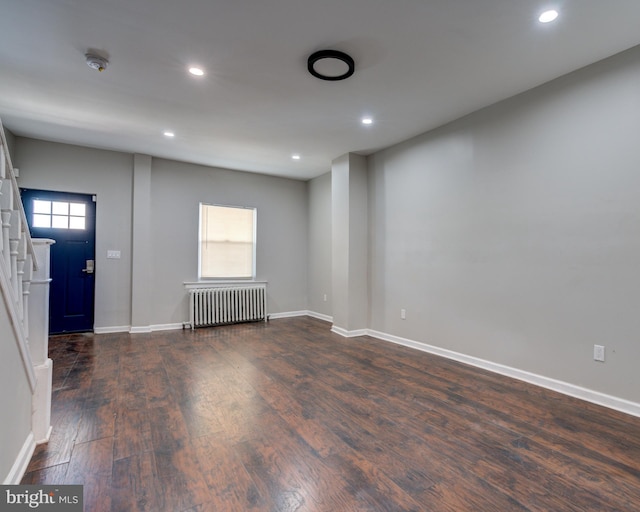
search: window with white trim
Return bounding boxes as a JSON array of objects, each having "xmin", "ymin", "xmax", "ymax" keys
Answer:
[
  {"xmin": 32, "ymin": 199, "xmax": 86, "ymax": 230},
  {"xmin": 199, "ymin": 203, "xmax": 256, "ymax": 279}
]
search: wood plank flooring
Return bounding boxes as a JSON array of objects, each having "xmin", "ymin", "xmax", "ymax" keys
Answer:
[{"xmin": 22, "ymin": 316, "xmax": 640, "ymax": 511}]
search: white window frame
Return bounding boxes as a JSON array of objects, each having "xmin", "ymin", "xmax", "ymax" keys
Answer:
[
  {"xmin": 32, "ymin": 199, "xmax": 87, "ymax": 230},
  {"xmin": 198, "ymin": 203, "xmax": 257, "ymax": 280}
]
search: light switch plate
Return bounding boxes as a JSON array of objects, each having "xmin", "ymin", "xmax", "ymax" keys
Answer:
[
  {"xmin": 107, "ymin": 250, "xmax": 121, "ymax": 259},
  {"xmin": 594, "ymin": 344, "xmax": 605, "ymax": 362}
]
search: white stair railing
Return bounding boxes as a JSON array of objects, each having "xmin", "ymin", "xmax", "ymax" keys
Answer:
[{"xmin": 0, "ymin": 118, "xmax": 53, "ymax": 445}]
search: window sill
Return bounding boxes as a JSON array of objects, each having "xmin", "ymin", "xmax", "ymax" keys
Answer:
[{"xmin": 184, "ymin": 280, "xmax": 267, "ymax": 290}]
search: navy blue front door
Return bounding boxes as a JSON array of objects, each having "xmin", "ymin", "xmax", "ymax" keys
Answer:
[{"xmin": 21, "ymin": 189, "xmax": 96, "ymax": 334}]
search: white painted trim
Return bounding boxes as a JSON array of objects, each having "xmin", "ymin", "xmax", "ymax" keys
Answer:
[
  {"xmin": 94, "ymin": 325, "xmax": 130, "ymax": 334},
  {"xmin": 331, "ymin": 325, "xmax": 368, "ymax": 338},
  {"xmin": 30, "ymin": 239, "xmax": 55, "ymax": 273},
  {"xmin": 269, "ymin": 310, "xmax": 308, "ymax": 320},
  {"xmin": 97, "ymin": 323, "xmax": 185, "ymax": 334},
  {"xmin": 29, "ymin": 278, "xmax": 53, "ymax": 285},
  {"xmin": 306, "ymin": 311, "xmax": 333, "ymax": 323},
  {"xmin": 39, "ymin": 426, "xmax": 53, "ymax": 445},
  {"xmin": 0, "ymin": 250, "xmax": 36, "ymax": 391},
  {"xmin": 129, "ymin": 326, "xmax": 152, "ymax": 334},
  {"xmin": 270, "ymin": 310, "xmax": 332, "ymax": 322},
  {"xmin": 32, "ymin": 359, "xmax": 53, "ymax": 444},
  {"xmin": 149, "ymin": 323, "xmax": 184, "ymax": 332},
  {"xmin": 331, "ymin": 326, "xmax": 348, "ymax": 337},
  {"xmin": 184, "ymin": 280, "xmax": 267, "ymax": 290},
  {"xmin": 366, "ymin": 329, "xmax": 640, "ymax": 419},
  {"xmin": 3, "ymin": 431, "xmax": 35, "ymax": 484}
]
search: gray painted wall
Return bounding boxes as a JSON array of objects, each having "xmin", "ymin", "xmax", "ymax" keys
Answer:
[
  {"xmin": 149, "ymin": 158, "xmax": 308, "ymax": 324},
  {"xmin": 368, "ymin": 45, "xmax": 640, "ymax": 403},
  {"xmin": 131, "ymin": 154, "xmax": 153, "ymax": 328},
  {"xmin": 331, "ymin": 154, "xmax": 350, "ymax": 329},
  {"xmin": 9, "ymin": 43, "xmax": 640, "ymax": 412},
  {"xmin": 307, "ymin": 172, "xmax": 332, "ymax": 316},
  {"xmin": 3, "ymin": 127, "xmax": 15, "ymax": 160},
  {"xmin": 15, "ymin": 139, "xmax": 134, "ymax": 329},
  {"xmin": 0, "ymin": 302, "xmax": 32, "ymax": 482},
  {"xmin": 14, "ymin": 140, "xmax": 308, "ymax": 330},
  {"xmin": 332, "ymin": 154, "xmax": 369, "ymax": 331}
]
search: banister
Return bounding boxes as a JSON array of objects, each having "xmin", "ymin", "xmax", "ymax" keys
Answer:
[
  {"xmin": 0, "ymin": 118, "xmax": 37, "ymax": 270},
  {"xmin": 0, "ymin": 117, "xmax": 37, "ymax": 392}
]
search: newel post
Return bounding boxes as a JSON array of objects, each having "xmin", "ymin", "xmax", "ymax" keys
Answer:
[{"xmin": 29, "ymin": 238, "xmax": 55, "ymax": 444}]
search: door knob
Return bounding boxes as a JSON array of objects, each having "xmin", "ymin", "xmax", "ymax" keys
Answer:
[{"xmin": 82, "ymin": 259, "xmax": 95, "ymax": 274}]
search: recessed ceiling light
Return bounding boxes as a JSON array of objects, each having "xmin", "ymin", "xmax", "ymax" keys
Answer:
[
  {"xmin": 361, "ymin": 117, "xmax": 373, "ymax": 125},
  {"xmin": 188, "ymin": 66, "xmax": 205, "ymax": 76},
  {"xmin": 538, "ymin": 9, "xmax": 559, "ymax": 23},
  {"xmin": 292, "ymin": 154, "xmax": 301, "ymax": 160},
  {"xmin": 163, "ymin": 131, "xmax": 175, "ymax": 137}
]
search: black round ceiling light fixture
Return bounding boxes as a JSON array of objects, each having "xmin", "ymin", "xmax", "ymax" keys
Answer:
[{"xmin": 307, "ymin": 49, "xmax": 355, "ymax": 81}]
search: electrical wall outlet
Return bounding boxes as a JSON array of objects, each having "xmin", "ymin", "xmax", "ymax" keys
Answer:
[
  {"xmin": 323, "ymin": 294, "xmax": 327, "ymax": 302},
  {"xmin": 400, "ymin": 308, "xmax": 406, "ymax": 320},
  {"xmin": 594, "ymin": 345, "xmax": 605, "ymax": 362}
]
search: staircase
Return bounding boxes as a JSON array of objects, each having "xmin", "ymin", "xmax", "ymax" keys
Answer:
[{"xmin": 0, "ymin": 118, "xmax": 54, "ymax": 484}]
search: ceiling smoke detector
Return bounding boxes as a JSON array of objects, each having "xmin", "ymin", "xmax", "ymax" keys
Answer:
[{"xmin": 85, "ymin": 53, "xmax": 109, "ymax": 72}]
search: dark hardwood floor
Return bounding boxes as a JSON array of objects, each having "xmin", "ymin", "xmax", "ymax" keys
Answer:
[{"xmin": 21, "ymin": 316, "xmax": 640, "ymax": 511}]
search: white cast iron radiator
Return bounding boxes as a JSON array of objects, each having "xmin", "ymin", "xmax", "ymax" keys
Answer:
[{"xmin": 189, "ymin": 285, "xmax": 267, "ymax": 329}]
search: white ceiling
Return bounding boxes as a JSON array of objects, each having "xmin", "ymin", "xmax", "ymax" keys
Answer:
[{"xmin": 1, "ymin": 0, "xmax": 639, "ymax": 181}]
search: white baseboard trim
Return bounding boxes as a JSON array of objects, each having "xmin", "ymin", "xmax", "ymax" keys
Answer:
[
  {"xmin": 100, "ymin": 312, "xmax": 330, "ymax": 334},
  {"xmin": 37, "ymin": 426, "xmax": 53, "ymax": 446},
  {"xmin": 94, "ymin": 325, "xmax": 130, "ymax": 334},
  {"xmin": 32, "ymin": 360, "xmax": 53, "ymax": 444},
  {"xmin": 331, "ymin": 325, "xmax": 368, "ymax": 338},
  {"xmin": 3, "ymin": 431, "xmax": 35, "ymax": 484},
  {"xmin": 366, "ymin": 329, "xmax": 640, "ymax": 419},
  {"xmin": 306, "ymin": 311, "xmax": 333, "ymax": 323},
  {"xmin": 96, "ymin": 323, "xmax": 184, "ymax": 334},
  {"xmin": 269, "ymin": 310, "xmax": 308, "ymax": 320},
  {"xmin": 150, "ymin": 323, "xmax": 184, "ymax": 332},
  {"xmin": 129, "ymin": 326, "xmax": 152, "ymax": 334},
  {"xmin": 270, "ymin": 310, "xmax": 333, "ymax": 322}
]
